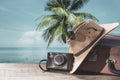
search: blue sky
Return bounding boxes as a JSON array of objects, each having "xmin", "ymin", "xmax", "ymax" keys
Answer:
[{"xmin": 0, "ymin": 0, "xmax": 120, "ymax": 47}]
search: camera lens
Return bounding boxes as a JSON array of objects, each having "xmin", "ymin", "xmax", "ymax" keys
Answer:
[{"xmin": 54, "ymin": 54, "xmax": 66, "ymax": 66}]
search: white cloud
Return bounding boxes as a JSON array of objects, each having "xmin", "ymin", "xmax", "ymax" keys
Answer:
[
  {"xmin": 18, "ymin": 31, "xmax": 46, "ymax": 46},
  {"xmin": 18, "ymin": 31, "xmax": 68, "ymax": 47}
]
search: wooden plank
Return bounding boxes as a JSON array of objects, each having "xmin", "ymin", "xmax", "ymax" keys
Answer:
[{"xmin": 0, "ymin": 63, "xmax": 119, "ymax": 80}]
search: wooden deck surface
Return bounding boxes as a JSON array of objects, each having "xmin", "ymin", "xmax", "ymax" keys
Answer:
[{"xmin": 0, "ymin": 63, "xmax": 119, "ymax": 80}]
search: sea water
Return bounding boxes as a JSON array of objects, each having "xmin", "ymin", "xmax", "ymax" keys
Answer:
[{"xmin": 0, "ymin": 47, "xmax": 67, "ymax": 63}]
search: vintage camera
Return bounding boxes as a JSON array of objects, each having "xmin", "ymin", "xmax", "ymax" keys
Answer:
[{"xmin": 46, "ymin": 52, "xmax": 74, "ymax": 71}]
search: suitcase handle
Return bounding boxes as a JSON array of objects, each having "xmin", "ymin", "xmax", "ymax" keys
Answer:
[{"xmin": 106, "ymin": 59, "xmax": 120, "ymax": 75}]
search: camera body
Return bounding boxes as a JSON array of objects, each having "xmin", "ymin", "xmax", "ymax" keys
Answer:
[{"xmin": 47, "ymin": 52, "xmax": 74, "ymax": 71}]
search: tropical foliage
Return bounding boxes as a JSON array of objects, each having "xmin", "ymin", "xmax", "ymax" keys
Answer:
[{"xmin": 36, "ymin": 0, "xmax": 98, "ymax": 47}]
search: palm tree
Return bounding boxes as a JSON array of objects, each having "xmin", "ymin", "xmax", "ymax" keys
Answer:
[{"xmin": 36, "ymin": 0, "xmax": 98, "ymax": 47}]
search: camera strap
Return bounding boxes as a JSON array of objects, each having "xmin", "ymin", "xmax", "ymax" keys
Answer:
[{"xmin": 39, "ymin": 59, "xmax": 48, "ymax": 72}]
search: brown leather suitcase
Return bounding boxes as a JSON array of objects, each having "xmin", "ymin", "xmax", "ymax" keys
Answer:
[{"xmin": 76, "ymin": 35, "xmax": 120, "ymax": 75}]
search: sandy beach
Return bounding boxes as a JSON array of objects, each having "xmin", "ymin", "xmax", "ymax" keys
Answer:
[{"xmin": 0, "ymin": 63, "xmax": 119, "ymax": 80}]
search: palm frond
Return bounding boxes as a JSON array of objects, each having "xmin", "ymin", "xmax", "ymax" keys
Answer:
[
  {"xmin": 61, "ymin": 16, "xmax": 69, "ymax": 43},
  {"xmin": 52, "ymin": 7, "xmax": 68, "ymax": 16},
  {"xmin": 63, "ymin": 0, "xmax": 71, "ymax": 9},
  {"xmin": 57, "ymin": 35, "xmax": 63, "ymax": 43},
  {"xmin": 69, "ymin": 0, "xmax": 89, "ymax": 11},
  {"xmin": 45, "ymin": 0, "xmax": 72, "ymax": 11},
  {"xmin": 42, "ymin": 21, "xmax": 61, "ymax": 47},
  {"xmin": 45, "ymin": 0, "xmax": 65, "ymax": 11},
  {"xmin": 73, "ymin": 12, "xmax": 99, "ymax": 22},
  {"xmin": 47, "ymin": 33, "xmax": 55, "ymax": 47},
  {"xmin": 45, "ymin": 0, "xmax": 59, "ymax": 11},
  {"xmin": 36, "ymin": 14, "xmax": 62, "ymax": 30},
  {"xmin": 67, "ymin": 13, "xmax": 84, "ymax": 25}
]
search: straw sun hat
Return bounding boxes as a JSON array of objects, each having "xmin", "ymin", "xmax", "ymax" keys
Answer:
[{"xmin": 67, "ymin": 20, "xmax": 119, "ymax": 73}]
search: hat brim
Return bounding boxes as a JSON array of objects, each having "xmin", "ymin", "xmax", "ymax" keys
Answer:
[{"xmin": 69, "ymin": 22, "xmax": 119, "ymax": 74}]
